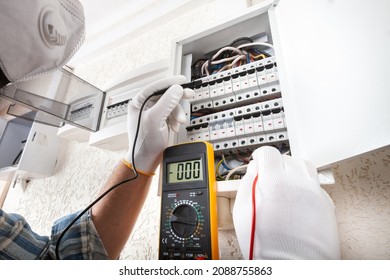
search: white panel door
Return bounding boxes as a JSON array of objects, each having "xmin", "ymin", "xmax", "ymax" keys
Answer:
[{"xmin": 269, "ymin": 0, "xmax": 390, "ymax": 168}]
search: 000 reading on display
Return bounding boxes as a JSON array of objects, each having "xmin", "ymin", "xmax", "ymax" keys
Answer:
[{"xmin": 167, "ymin": 159, "xmax": 203, "ymax": 183}]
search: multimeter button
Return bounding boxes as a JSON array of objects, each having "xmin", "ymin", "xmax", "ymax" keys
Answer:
[
  {"xmin": 173, "ymin": 252, "xmax": 182, "ymax": 258},
  {"xmin": 185, "ymin": 253, "xmax": 194, "ymax": 259},
  {"xmin": 197, "ymin": 191, "xmax": 202, "ymax": 195}
]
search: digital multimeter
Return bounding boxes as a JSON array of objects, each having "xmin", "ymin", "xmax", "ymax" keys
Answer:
[{"xmin": 159, "ymin": 141, "xmax": 219, "ymax": 260}]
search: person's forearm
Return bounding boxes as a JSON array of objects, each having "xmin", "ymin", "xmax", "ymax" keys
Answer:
[{"xmin": 91, "ymin": 161, "xmax": 153, "ymax": 259}]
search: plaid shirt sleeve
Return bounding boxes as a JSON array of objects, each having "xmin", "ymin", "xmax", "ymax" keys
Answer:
[{"xmin": 0, "ymin": 208, "xmax": 108, "ymax": 260}]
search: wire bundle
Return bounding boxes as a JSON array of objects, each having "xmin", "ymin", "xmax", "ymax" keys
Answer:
[
  {"xmin": 215, "ymin": 152, "xmax": 250, "ymax": 181},
  {"xmin": 215, "ymin": 143, "xmax": 290, "ymax": 181},
  {"xmin": 191, "ymin": 37, "xmax": 273, "ymax": 79}
]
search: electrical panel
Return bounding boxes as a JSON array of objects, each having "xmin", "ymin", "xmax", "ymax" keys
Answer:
[
  {"xmin": 171, "ymin": 0, "xmax": 390, "ymax": 186},
  {"xmin": 173, "ymin": 8, "xmax": 290, "ymax": 183},
  {"xmin": 60, "ymin": 0, "xmax": 390, "ymax": 187}
]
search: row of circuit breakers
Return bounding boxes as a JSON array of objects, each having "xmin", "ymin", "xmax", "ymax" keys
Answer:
[
  {"xmin": 187, "ymin": 56, "xmax": 289, "ymax": 154},
  {"xmin": 102, "ymin": 56, "xmax": 289, "ymax": 154}
]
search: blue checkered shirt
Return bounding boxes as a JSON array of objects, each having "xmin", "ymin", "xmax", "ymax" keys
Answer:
[{"xmin": 0, "ymin": 209, "xmax": 108, "ymax": 259}]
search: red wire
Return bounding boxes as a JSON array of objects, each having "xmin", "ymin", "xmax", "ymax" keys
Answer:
[{"xmin": 249, "ymin": 174, "xmax": 259, "ymax": 260}]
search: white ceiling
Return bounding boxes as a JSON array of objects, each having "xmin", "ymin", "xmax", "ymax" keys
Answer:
[
  {"xmin": 69, "ymin": 0, "xmax": 212, "ymax": 66},
  {"xmin": 79, "ymin": 0, "xmax": 157, "ymax": 39}
]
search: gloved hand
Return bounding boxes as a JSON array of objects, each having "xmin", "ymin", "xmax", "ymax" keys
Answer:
[
  {"xmin": 124, "ymin": 76, "xmax": 194, "ymax": 175},
  {"xmin": 233, "ymin": 146, "xmax": 340, "ymax": 259}
]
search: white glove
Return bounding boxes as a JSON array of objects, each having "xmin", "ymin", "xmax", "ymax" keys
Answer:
[
  {"xmin": 233, "ymin": 146, "xmax": 340, "ymax": 259},
  {"xmin": 124, "ymin": 76, "xmax": 194, "ymax": 175}
]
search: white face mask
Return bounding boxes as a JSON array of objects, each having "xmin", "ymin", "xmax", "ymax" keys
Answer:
[{"xmin": 0, "ymin": 0, "xmax": 85, "ymax": 86}]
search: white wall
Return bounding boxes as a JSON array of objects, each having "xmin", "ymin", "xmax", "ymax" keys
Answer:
[{"xmin": 3, "ymin": 0, "xmax": 389, "ymax": 260}]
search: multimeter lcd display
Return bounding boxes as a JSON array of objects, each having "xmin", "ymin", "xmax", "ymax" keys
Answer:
[{"xmin": 167, "ymin": 159, "xmax": 203, "ymax": 183}]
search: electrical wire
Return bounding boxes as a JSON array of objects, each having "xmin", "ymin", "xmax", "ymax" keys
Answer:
[
  {"xmin": 221, "ymin": 161, "xmax": 231, "ymax": 171},
  {"xmin": 12, "ymin": 140, "xmax": 26, "ymax": 165},
  {"xmin": 194, "ymin": 38, "xmax": 274, "ymax": 78},
  {"xmin": 212, "ymin": 55, "xmax": 241, "ymax": 65},
  {"xmin": 215, "ymin": 158, "xmax": 226, "ymax": 180},
  {"xmin": 230, "ymin": 37, "xmax": 253, "ymax": 48},
  {"xmin": 250, "ymin": 53, "xmax": 266, "ymax": 60},
  {"xmin": 54, "ymin": 93, "xmax": 156, "ymax": 260},
  {"xmin": 230, "ymin": 54, "xmax": 247, "ymax": 67},
  {"xmin": 221, "ymin": 154, "xmax": 233, "ymax": 170},
  {"xmin": 235, "ymin": 152, "xmax": 251, "ymax": 164},
  {"xmin": 225, "ymin": 164, "xmax": 248, "ymax": 181},
  {"xmin": 237, "ymin": 42, "xmax": 274, "ymax": 50},
  {"xmin": 212, "ymin": 46, "xmax": 243, "ymax": 60},
  {"xmin": 191, "ymin": 59, "xmax": 208, "ymax": 79}
]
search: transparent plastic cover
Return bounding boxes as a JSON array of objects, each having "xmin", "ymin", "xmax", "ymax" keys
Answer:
[{"xmin": 0, "ymin": 68, "xmax": 105, "ymax": 131}]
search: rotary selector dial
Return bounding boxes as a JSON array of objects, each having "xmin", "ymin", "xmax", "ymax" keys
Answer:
[
  {"xmin": 170, "ymin": 204, "xmax": 198, "ymax": 238},
  {"xmin": 166, "ymin": 199, "xmax": 204, "ymax": 241}
]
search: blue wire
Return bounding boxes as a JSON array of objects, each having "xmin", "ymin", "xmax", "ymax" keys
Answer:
[{"xmin": 221, "ymin": 162, "xmax": 231, "ymax": 170}]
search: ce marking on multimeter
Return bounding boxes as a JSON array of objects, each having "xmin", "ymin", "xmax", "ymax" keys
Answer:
[{"xmin": 159, "ymin": 141, "xmax": 219, "ymax": 260}]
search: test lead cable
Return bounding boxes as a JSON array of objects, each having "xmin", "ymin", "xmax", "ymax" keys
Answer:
[
  {"xmin": 55, "ymin": 92, "xmax": 157, "ymax": 260},
  {"xmin": 55, "ymin": 80, "xmax": 201, "ymax": 259}
]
